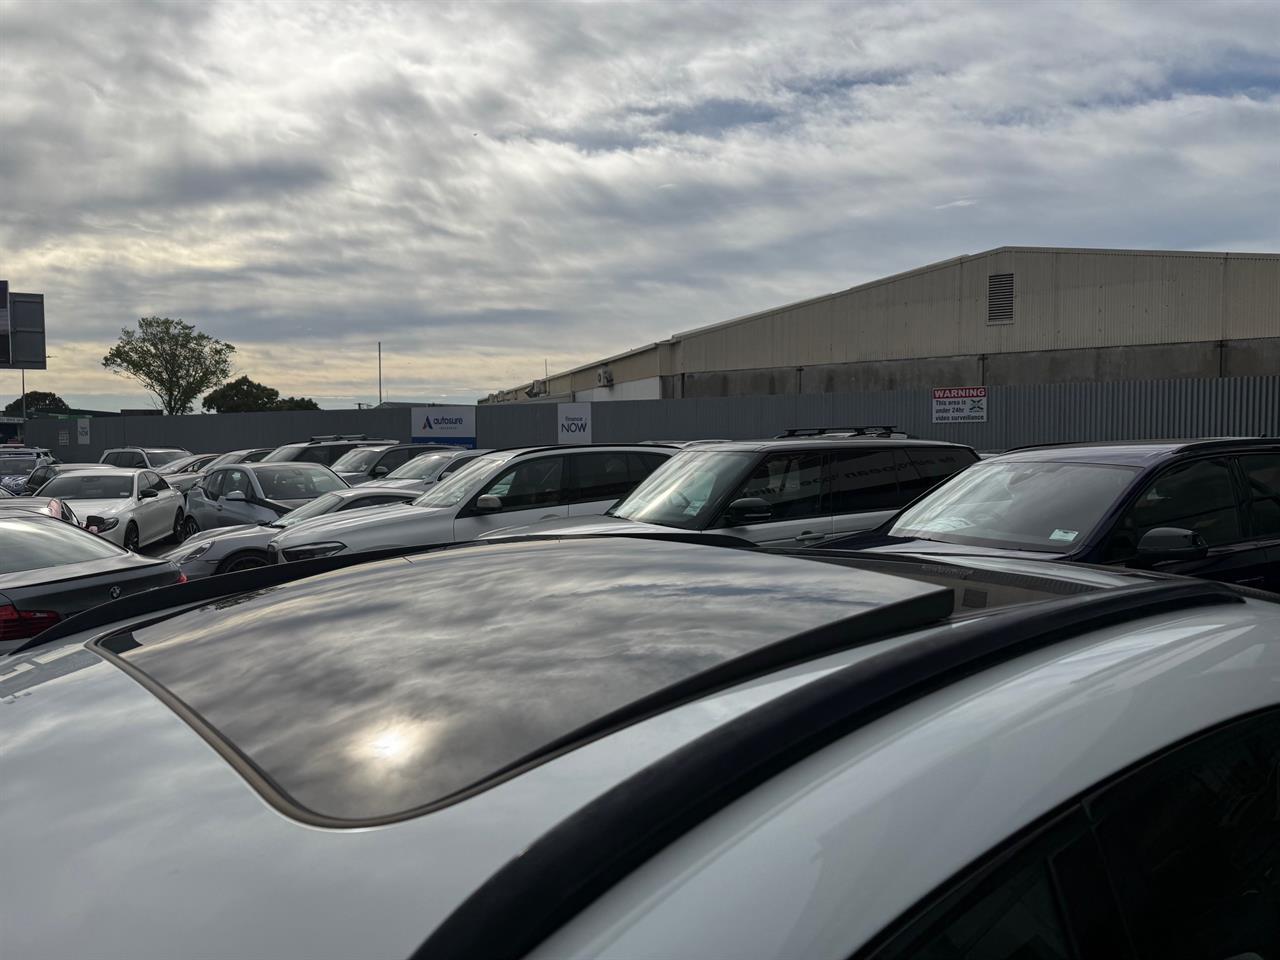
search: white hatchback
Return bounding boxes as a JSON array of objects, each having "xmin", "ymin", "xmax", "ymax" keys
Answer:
[{"xmin": 34, "ymin": 467, "xmax": 185, "ymax": 550}]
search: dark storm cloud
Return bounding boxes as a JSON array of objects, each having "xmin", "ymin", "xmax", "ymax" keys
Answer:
[{"xmin": 1, "ymin": 0, "xmax": 1277, "ymax": 409}]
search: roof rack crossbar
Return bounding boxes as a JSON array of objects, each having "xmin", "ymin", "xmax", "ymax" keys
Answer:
[{"xmin": 413, "ymin": 577, "xmax": 1243, "ymax": 960}]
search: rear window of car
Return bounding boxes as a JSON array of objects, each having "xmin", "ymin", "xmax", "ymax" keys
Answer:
[
  {"xmin": 144, "ymin": 450, "xmax": 188, "ymax": 467},
  {"xmin": 0, "ymin": 516, "xmax": 124, "ymax": 573},
  {"xmin": 95, "ymin": 538, "xmax": 952, "ymax": 823}
]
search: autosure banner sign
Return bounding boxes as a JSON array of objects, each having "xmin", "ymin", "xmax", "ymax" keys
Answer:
[
  {"xmin": 932, "ymin": 386, "xmax": 988, "ymax": 423},
  {"xmin": 411, "ymin": 405, "xmax": 476, "ymax": 448},
  {"xmin": 557, "ymin": 402, "xmax": 592, "ymax": 443}
]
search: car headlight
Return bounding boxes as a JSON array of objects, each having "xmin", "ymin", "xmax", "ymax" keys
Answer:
[
  {"xmin": 281, "ymin": 541, "xmax": 346, "ymax": 562},
  {"xmin": 174, "ymin": 541, "xmax": 213, "ymax": 564},
  {"xmin": 85, "ymin": 515, "xmax": 120, "ymax": 533}
]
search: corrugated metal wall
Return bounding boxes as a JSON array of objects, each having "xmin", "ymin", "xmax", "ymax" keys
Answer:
[{"xmin": 26, "ymin": 376, "xmax": 1279, "ymax": 459}]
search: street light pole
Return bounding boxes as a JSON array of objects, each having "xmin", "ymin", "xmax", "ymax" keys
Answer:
[{"xmin": 378, "ymin": 342, "xmax": 383, "ymax": 406}]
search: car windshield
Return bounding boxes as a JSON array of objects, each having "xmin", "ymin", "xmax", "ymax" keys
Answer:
[
  {"xmin": 889, "ymin": 460, "xmax": 1141, "ymax": 551},
  {"xmin": 413, "ymin": 456, "xmax": 504, "ymax": 507},
  {"xmin": 611, "ymin": 450, "xmax": 756, "ymax": 530},
  {"xmin": 0, "ymin": 516, "xmax": 125, "ymax": 574},
  {"xmin": 40, "ymin": 473, "xmax": 134, "ymax": 499},
  {"xmin": 275, "ymin": 491, "xmax": 345, "ymax": 527},
  {"xmin": 386, "ymin": 452, "xmax": 457, "ymax": 480},
  {"xmin": 145, "ymin": 450, "xmax": 188, "ymax": 466},
  {"xmin": 331, "ymin": 448, "xmax": 386, "ymax": 472},
  {"xmin": 0, "ymin": 457, "xmax": 34, "ymax": 474},
  {"xmin": 253, "ymin": 466, "xmax": 346, "ymax": 501}
]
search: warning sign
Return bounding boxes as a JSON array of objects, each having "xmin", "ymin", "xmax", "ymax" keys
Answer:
[{"xmin": 932, "ymin": 386, "xmax": 988, "ymax": 423}]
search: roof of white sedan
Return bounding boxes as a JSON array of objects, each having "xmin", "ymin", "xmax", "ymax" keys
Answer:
[{"xmin": 3, "ymin": 537, "xmax": 1275, "ymax": 960}]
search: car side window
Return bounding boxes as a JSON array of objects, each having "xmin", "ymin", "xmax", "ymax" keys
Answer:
[
  {"xmin": 629, "ymin": 453, "xmax": 669, "ymax": 483},
  {"xmin": 222, "ymin": 469, "xmax": 252, "ymax": 498},
  {"xmin": 202, "ymin": 470, "xmax": 226, "ymax": 499},
  {"xmin": 295, "ymin": 447, "xmax": 331, "ymax": 464},
  {"xmin": 731, "ymin": 451, "xmax": 825, "ymax": 522},
  {"xmin": 127, "ymin": 452, "xmax": 146, "ymax": 468},
  {"xmin": 102, "ymin": 452, "xmax": 121, "ymax": 466},
  {"xmin": 1086, "ymin": 710, "xmax": 1280, "ymax": 959},
  {"xmin": 139, "ymin": 471, "xmax": 159, "ymax": 492},
  {"xmin": 377, "ymin": 448, "xmax": 415, "ymax": 472},
  {"xmin": 482, "ymin": 457, "xmax": 565, "ymax": 511},
  {"xmin": 829, "ymin": 449, "xmax": 899, "ymax": 513},
  {"xmin": 1239, "ymin": 454, "xmax": 1280, "ymax": 538},
  {"xmin": 897, "ymin": 448, "xmax": 975, "ymax": 501},
  {"xmin": 152, "ymin": 474, "xmax": 170, "ymax": 491},
  {"xmin": 566, "ymin": 452, "xmax": 635, "ymax": 504},
  {"xmin": 1105, "ymin": 458, "xmax": 1244, "ymax": 559}
]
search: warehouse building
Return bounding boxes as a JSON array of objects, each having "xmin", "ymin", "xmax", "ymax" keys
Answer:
[{"xmin": 483, "ymin": 246, "xmax": 1279, "ymax": 404}]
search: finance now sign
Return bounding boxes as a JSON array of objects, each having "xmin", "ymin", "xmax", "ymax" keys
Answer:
[
  {"xmin": 557, "ymin": 402, "xmax": 592, "ymax": 444},
  {"xmin": 932, "ymin": 386, "xmax": 988, "ymax": 423},
  {"xmin": 411, "ymin": 405, "xmax": 476, "ymax": 448}
]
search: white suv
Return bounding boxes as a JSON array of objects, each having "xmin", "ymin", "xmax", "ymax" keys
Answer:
[{"xmin": 268, "ymin": 445, "xmax": 672, "ymax": 561}]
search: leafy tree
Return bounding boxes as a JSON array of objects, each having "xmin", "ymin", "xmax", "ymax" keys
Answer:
[
  {"xmin": 274, "ymin": 395, "xmax": 321, "ymax": 411},
  {"xmin": 102, "ymin": 316, "xmax": 235, "ymax": 415},
  {"xmin": 201, "ymin": 376, "xmax": 322, "ymax": 413},
  {"xmin": 202, "ymin": 375, "xmax": 280, "ymax": 413},
  {"xmin": 3, "ymin": 390, "xmax": 69, "ymax": 418}
]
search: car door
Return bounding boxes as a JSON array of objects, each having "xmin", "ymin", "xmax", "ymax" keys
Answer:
[
  {"xmin": 216, "ymin": 468, "xmax": 260, "ymax": 528},
  {"xmin": 829, "ymin": 448, "xmax": 902, "ymax": 538},
  {"xmin": 188, "ymin": 469, "xmax": 224, "ymax": 529},
  {"xmin": 136, "ymin": 471, "xmax": 169, "ymax": 544},
  {"xmin": 453, "ymin": 455, "xmax": 569, "ymax": 540},
  {"xmin": 1099, "ymin": 457, "xmax": 1266, "ymax": 587},
  {"xmin": 564, "ymin": 451, "xmax": 648, "ymax": 517},
  {"xmin": 1235, "ymin": 452, "xmax": 1280, "ymax": 592},
  {"xmin": 709, "ymin": 450, "xmax": 832, "ymax": 546}
]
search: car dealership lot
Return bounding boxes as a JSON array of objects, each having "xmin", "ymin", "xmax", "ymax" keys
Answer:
[{"xmin": 4, "ymin": 429, "xmax": 1279, "ymax": 959}]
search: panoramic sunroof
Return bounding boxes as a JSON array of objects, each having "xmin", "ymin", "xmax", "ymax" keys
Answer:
[{"xmin": 97, "ymin": 537, "xmax": 951, "ymax": 824}]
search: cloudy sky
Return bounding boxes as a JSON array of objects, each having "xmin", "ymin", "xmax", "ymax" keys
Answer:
[{"xmin": 2, "ymin": 0, "xmax": 1277, "ymax": 411}]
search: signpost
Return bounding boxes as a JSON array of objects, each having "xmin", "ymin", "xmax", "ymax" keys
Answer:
[
  {"xmin": 932, "ymin": 386, "xmax": 988, "ymax": 423},
  {"xmin": 411, "ymin": 405, "xmax": 476, "ymax": 448},
  {"xmin": 557, "ymin": 403, "xmax": 592, "ymax": 443},
  {"xmin": 77, "ymin": 418, "xmax": 91, "ymax": 445}
]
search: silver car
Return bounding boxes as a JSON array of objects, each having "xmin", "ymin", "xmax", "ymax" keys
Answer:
[
  {"xmin": 183, "ymin": 462, "xmax": 347, "ymax": 537},
  {"xmin": 374, "ymin": 448, "xmax": 493, "ymax": 494},
  {"xmin": 168, "ymin": 486, "xmax": 418, "ymax": 578},
  {"xmin": 268, "ymin": 445, "xmax": 672, "ymax": 561}
]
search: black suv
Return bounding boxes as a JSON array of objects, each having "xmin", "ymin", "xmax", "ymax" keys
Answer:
[
  {"xmin": 477, "ymin": 433, "xmax": 979, "ymax": 547},
  {"xmin": 261, "ymin": 435, "xmax": 400, "ymax": 468},
  {"xmin": 822, "ymin": 438, "xmax": 1280, "ymax": 591},
  {"xmin": 329, "ymin": 443, "xmax": 461, "ymax": 485}
]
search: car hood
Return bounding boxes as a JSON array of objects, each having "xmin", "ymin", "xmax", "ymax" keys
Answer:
[
  {"xmin": 377, "ymin": 478, "xmax": 431, "ymax": 490},
  {"xmin": 840, "ymin": 536, "xmax": 1070, "ymax": 562},
  {"xmin": 62, "ymin": 498, "xmax": 131, "ymax": 519},
  {"xmin": 167, "ymin": 523, "xmax": 274, "ymax": 555},
  {"xmin": 477, "ymin": 514, "xmax": 669, "ymax": 540},
  {"xmin": 272, "ymin": 502, "xmax": 448, "ymax": 544}
]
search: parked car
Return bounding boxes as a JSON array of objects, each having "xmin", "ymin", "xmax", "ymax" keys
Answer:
[
  {"xmin": 21, "ymin": 461, "xmax": 114, "ymax": 496},
  {"xmin": 36, "ymin": 468, "xmax": 185, "ymax": 550},
  {"xmin": 330, "ymin": 443, "xmax": 462, "ymax": 485},
  {"xmin": 99, "ymin": 446, "xmax": 190, "ymax": 469},
  {"xmin": 0, "ymin": 453, "xmax": 53, "ymax": 494},
  {"xmin": 821, "ymin": 438, "xmax": 1280, "ymax": 592},
  {"xmin": 0, "ymin": 512, "xmax": 181, "ymax": 651},
  {"xmin": 183, "ymin": 462, "xmax": 348, "ymax": 536},
  {"xmin": 376, "ymin": 448, "xmax": 493, "ymax": 493},
  {"xmin": 155, "ymin": 453, "xmax": 218, "ymax": 476},
  {"xmin": 269, "ymin": 445, "xmax": 673, "ymax": 561},
  {"xmin": 262, "ymin": 435, "xmax": 399, "ymax": 467},
  {"xmin": 169, "ymin": 486, "xmax": 419, "ymax": 579},
  {"xmin": 480, "ymin": 437, "xmax": 978, "ymax": 548},
  {"xmin": 4, "ymin": 535, "xmax": 1277, "ymax": 958},
  {"xmin": 203, "ymin": 447, "xmax": 274, "ymax": 468},
  {"xmin": 0, "ymin": 495, "xmax": 81, "ymax": 526}
]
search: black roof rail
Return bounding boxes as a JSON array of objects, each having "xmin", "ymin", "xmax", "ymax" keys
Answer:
[
  {"xmin": 776, "ymin": 425, "xmax": 906, "ymax": 438},
  {"xmin": 1004, "ymin": 436, "xmax": 1270, "ymax": 454},
  {"xmin": 412, "ymin": 577, "xmax": 1243, "ymax": 960},
  {"xmin": 507, "ymin": 443, "xmax": 679, "ymax": 457},
  {"xmin": 306, "ymin": 435, "xmax": 339, "ymax": 442}
]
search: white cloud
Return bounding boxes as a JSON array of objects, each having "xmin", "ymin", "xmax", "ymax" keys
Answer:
[{"xmin": 1, "ymin": 0, "xmax": 1276, "ymax": 409}]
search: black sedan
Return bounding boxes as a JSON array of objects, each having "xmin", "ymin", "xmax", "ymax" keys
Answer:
[
  {"xmin": 820, "ymin": 438, "xmax": 1280, "ymax": 592},
  {"xmin": 0, "ymin": 513, "xmax": 182, "ymax": 649}
]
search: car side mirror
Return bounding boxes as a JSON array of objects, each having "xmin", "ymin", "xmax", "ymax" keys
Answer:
[
  {"xmin": 138, "ymin": 488, "xmax": 159, "ymax": 500},
  {"xmin": 372, "ymin": 464, "xmax": 389, "ymax": 477},
  {"xmin": 474, "ymin": 494, "xmax": 503, "ymax": 513},
  {"xmin": 224, "ymin": 490, "xmax": 246, "ymax": 502},
  {"xmin": 1135, "ymin": 526, "xmax": 1208, "ymax": 565},
  {"xmin": 724, "ymin": 497, "xmax": 773, "ymax": 524}
]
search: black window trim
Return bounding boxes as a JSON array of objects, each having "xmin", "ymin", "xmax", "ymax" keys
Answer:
[{"xmin": 410, "ymin": 578, "xmax": 1244, "ymax": 960}]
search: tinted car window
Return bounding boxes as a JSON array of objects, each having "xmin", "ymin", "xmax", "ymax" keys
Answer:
[
  {"xmin": 376, "ymin": 447, "xmax": 416, "ymax": 472},
  {"xmin": 830, "ymin": 449, "xmax": 899, "ymax": 513},
  {"xmin": 202, "ymin": 469, "xmax": 227, "ymax": 499},
  {"xmin": 613, "ymin": 450, "xmax": 755, "ymax": 530},
  {"xmin": 1088, "ymin": 710, "xmax": 1280, "ymax": 959},
  {"xmin": 900, "ymin": 447, "xmax": 978, "ymax": 499},
  {"xmin": 40, "ymin": 473, "xmax": 134, "ymax": 499},
  {"xmin": 124, "ymin": 451, "xmax": 145, "ymax": 468},
  {"xmin": 1240, "ymin": 454, "xmax": 1280, "ymax": 537},
  {"xmin": 254, "ymin": 465, "xmax": 345, "ymax": 500},
  {"xmin": 0, "ymin": 516, "xmax": 125, "ymax": 574},
  {"xmin": 732, "ymin": 451, "xmax": 825, "ymax": 522},
  {"xmin": 628, "ymin": 452, "xmax": 668, "ymax": 482},
  {"xmin": 1108, "ymin": 458, "xmax": 1243, "ymax": 555},
  {"xmin": 144, "ymin": 450, "xmax": 187, "ymax": 467},
  {"xmin": 242, "ymin": 448, "xmax": 271, "ymax": 463},
  {"xmin": 483, "ymin": 456, "xmax": 565, "ymax": 511},
  {"xmin": 222, "ymin": 469, "xmax": 252, "ymax": 497},
  {"xmin": 566, "ymin": 452, "xmax": 635, "ymax": 504},
  {"xmin": 0, "ymin": 457, "xmax": 35, "ymax": 474}
]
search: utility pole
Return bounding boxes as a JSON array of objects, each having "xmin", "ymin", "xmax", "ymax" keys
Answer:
[
  {"xmin": 378, "ymin": 342, "xmax": 383, "ymax": 406},
  {"xmin": 20, "ymin": 368, "xmax": 25, "ymax": 420}
]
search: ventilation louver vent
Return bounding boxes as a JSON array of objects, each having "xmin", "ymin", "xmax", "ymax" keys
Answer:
[{"xmin": 987, "ymin": 273, "xmax": 1014, "ymax": 325}]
